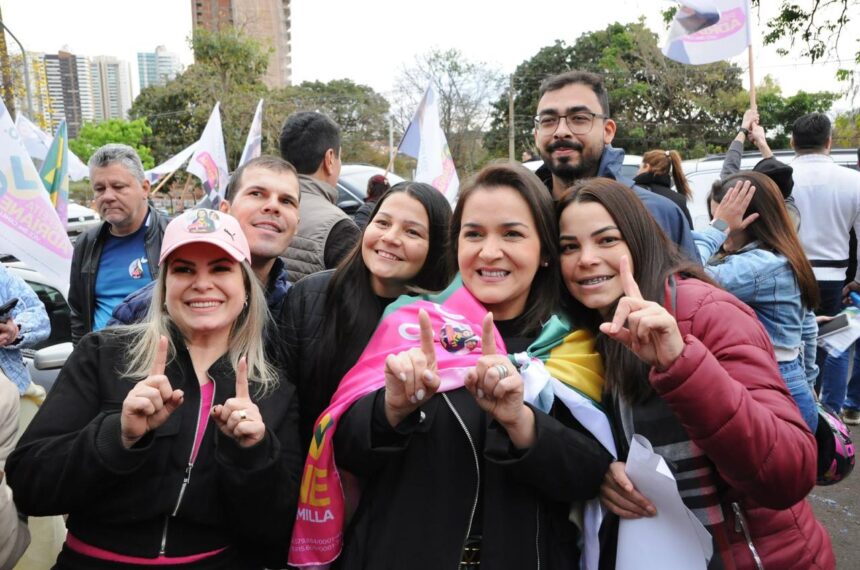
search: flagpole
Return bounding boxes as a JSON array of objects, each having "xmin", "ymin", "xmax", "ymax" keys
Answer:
[
  {"xmin": 748, "ymin": 44, "xmax": 757, "ymax": 111},
  {"xmin": 152, "ymin": 167, "xmax": 179, "ymax": 194}
]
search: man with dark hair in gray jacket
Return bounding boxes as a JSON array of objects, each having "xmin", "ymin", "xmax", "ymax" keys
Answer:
[{"xmin": 279, "ymin": 112, "xmax": 361, "ymax": 282}]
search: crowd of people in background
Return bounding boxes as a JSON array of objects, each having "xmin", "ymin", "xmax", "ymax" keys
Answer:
[{"xmin": 0, "ymin": 68, "xmax": 857, "ymax": 569}]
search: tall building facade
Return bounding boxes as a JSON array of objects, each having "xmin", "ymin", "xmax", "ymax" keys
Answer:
[
  {"xmin": 137, "ymin": 46, "xmax": 182, "ymax": 89},
  {"xmin": 15, "ymin": 50, "xmax": 132, "ymax": 136},
  {"xmin": 91, "ymin": 56, "xmax": 133, "ymax": 121},
  {"xmin": 192, "ymin": 0, "xmax": 292, "ymax": 88}
]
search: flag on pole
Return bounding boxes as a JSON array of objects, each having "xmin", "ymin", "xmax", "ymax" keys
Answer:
[
  {"xmin": 398, "ymin": 84, "xmax": 460, "ymax": 205},
  {"xmin": 38, "ymin": 120, "xmax": 70, "ymax": 228},
  {"xmin": 14, "ymin": 114, "xmax": 89, "ymax": 181},
  {"xmin": 0, "ymin": 99, "xmax": 73, "ymax": 295},
  {"xmin": 238, "ymin": 99, "xmax": 264, "ymax": 168},
  {"xmin": 662, "ymin": 0, "xmax": 751, "ymax": 65},
  {"xmin": 145, "ymin": 141, "xmax": 198, "ymax": 184},
  {"xmin": 187, "ymin": 102, "xmax": 229, "ymax": 209}
]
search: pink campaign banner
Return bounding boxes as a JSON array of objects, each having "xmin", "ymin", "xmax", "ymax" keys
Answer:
[
  {"xmin": 683, "ymin": 7, "xmax": 747, "ymax": 43},
  {"xmin": 0, "ymin": 99, "xmax": 72, "ymax": 292},
  {"xmin": 288, "ymin": 282, "xmax": 504, "ymax": 567}
]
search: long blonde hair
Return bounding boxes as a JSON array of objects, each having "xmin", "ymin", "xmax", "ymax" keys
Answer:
[{"xmin": 121, "ymin": 260, "xmax": 277, "ymax": 394}]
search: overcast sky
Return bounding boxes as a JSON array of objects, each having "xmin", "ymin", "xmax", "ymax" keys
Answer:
[{"xmin": 2, "ymin": 0, "xmax": 857, "ymax": 110}]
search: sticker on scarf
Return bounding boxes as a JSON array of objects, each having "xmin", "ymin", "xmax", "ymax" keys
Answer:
[{"xmin": 439, "ymin": 323, "xmax": 478, "ymax": 353}]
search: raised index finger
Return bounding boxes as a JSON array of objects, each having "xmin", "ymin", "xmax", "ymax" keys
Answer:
[
  {"xmin": 482, "ymin": 312, "xmax": 497, "ymax": 355},
  {"xmin": 418, "ymin": 309, "xmax": 436, "ymax": 367},
  {"xmin": 150, "ymin": 335, "xmax": 168, "ymax": 377},
  {"xmin": 619, "ymin": 256, "xmax": 642, "ymax": 300},
  {"xmin": 235, "ymin": 356, "xmax": 250, "ymax": 400}
]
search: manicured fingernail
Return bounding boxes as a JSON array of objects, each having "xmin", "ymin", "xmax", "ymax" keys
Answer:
[
  {"xmin": 399, "ymin": 372, "xmax": 407, "ymax": 382},
  {"xmin": 477, "ymin": 389, "xmax": 484, "ymax": 399},
  {"xmin": 423, "ymin": 369, "xmax": 433, "ymax": 381},
  {"xmin": 416, "ymin": 389, "xmax": 425, "ymax": 401},
  {"xmin": 409, "ymin": 395, "xmax": 417, "ymax": 404}
]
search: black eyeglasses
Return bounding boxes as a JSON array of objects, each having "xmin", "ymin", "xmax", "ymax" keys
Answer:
[{"xmin": 534, "ymin": 111, "xmax": 606, "ymax": 135}]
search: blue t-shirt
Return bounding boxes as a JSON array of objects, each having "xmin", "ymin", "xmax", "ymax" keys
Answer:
[{"xmin": 93, "ymin": 224, "xmax": 152, "ymax": 331}]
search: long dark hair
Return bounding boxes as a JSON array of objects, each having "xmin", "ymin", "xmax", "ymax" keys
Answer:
[
  {"xmin": 710, "ymin": 171, "xmax": 819, "ymax": 310},
  {"xmin": 450, "ymin": 162, "xmax": 561, "ymax": 335},
  {"xmin": 313, "ymin": 182, "xmax": 453, "ymax": 405},
  {"xmin": 558, "ymin": 178, "xmax": 712, "ymax": 403}
]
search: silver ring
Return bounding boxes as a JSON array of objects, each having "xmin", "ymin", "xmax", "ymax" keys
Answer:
[
  {"xmin": 238, "ymin": 409, "xmax": 248, "ymax": 421},
  {"xmin": 493, "ymin": 364, "xmax": 510, "ymax": 379}
]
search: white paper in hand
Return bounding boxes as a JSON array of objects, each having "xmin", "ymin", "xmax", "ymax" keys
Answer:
[{"xmin": 616, "ymin": 435, "xmax": 713, "ymax": 570}]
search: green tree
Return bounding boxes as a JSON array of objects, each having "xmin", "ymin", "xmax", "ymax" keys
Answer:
[
  {"xmin": 69, "ymin": 118, "xmax": 155, "ymax": 168},
  {"xmin": 129, "ymin": 27, "xmax": 268, "ymax": 168},
  {"xmin": 393, "ymin": 48, "xmax": 505, "ymax": 175},
  {"xmin": 741, "ymin": 76, "xmax": 838, "ymax": 148},
  {"xmin": 487, "ymin": 21, "xmax": 745, "ymax": 159},
  {"xmin": 751, "ymin": 0, "xmax": 859, "ymax": 88},
  {"xmin": 833, "ymin": 111, "xmax": 860, "ymax": 148},
  {"xmin": 265, "ymin": 78, "xmax": 391, "ymax": 167}
]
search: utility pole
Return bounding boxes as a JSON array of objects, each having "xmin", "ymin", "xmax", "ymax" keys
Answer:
[
  {"xmin": 508, "ymin": 74, "xmax": 515, "ymax": 161},
  {"xmin": 0, "ymin": 8, "xmax": 33, "ymax": 118},
  {"xmin": 0, "ymin": 6, "xmax": 15, "ymax": 116}
]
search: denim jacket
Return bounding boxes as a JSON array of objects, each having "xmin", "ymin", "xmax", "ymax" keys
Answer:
[
  {"xmin": 693, "ymin": 226, "xmax": 817, "ymax": 356},
  {"xmin": 0, "ymin": 264, "xmax": 50, "ymax": 393}
]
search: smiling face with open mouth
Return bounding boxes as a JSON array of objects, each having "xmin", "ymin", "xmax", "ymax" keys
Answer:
[
  {"xmin": 559, "ymin": 201, "xmax": 632, "ymax": 318},
  {"xmin": 457, "ymin": 186, "xmax": 542, "ymax": 320},
  {"xmin": 361, "ymin": 192, "xmax": 431, "ymax": 298},
  {"xmin": 225, "ymin": 166, "xmax": 300, "ymax": 265},
  {"xmin": 164, "ymin": 243, "xmax": 247, "ymax": 344}
]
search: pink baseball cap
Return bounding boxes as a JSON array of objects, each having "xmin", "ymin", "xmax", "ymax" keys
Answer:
[{"xmin": 159, "ymin": 208, "xmax": 251, "ymax": 265}]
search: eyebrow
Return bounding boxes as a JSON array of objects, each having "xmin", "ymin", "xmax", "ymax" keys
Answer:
[
  {"xmin": 538, "ymin": 105, "xmax": 593, "ymax": 116},
  {"xmin": 375, "ymin": 211, "xmax": 429, "ymax": 232},
  {"xmin": 171, "ymin": 256, "xmax": 234, "ymax": 266},
  {"xmin": 559, "ymin": 225, "xmax": 619, "ymax": 240},
  {"xmin": 462, "ymin": 221, "xmax": 529, "ymax": 229}
]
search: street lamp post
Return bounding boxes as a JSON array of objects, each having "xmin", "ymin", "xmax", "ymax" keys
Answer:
[{"xmin": 0, "ymin": 19, "xmax": 34, "ymax": 117}]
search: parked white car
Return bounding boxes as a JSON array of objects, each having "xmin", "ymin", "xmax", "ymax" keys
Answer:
[
  {"xmin": 66, "ymin": 202, "xmax": 101, "ymax": 240},
  {"xmin": 682, "ymin": 149, "xmax": 859, "ymax": 230}
]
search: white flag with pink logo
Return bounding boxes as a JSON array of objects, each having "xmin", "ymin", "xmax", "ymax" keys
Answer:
[
  {"xmin": 398, "ymin": 84, "xmax": 460, "ymax": 205},
  {"xmin": 188, "ymin": 102, "xmax": 230, "ymax": 209},
  {"xmin": 663, "ymin": 0, "xmax": 751, "ymax": 65},
  {"xmin": 0, "ymin": 99, "xmax": 72, "ymax": 295}
]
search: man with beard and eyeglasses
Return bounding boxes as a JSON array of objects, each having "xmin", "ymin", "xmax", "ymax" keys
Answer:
[{"xmin": 533, "ymin": 70, "xmax": 696, "ymax": 257}]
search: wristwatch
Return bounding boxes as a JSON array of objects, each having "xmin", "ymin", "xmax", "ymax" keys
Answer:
[
  {"xmin": 710, "ymin": 218, "xmax": 729, "ymax": 233},
  {"xmin": 738, "ymin": 127, "xmax": 750, "ymax": 137}
]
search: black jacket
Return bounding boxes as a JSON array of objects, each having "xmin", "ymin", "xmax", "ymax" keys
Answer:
[
  {"xmin": 333, "ymin": 387, "xmax": 613, "ymax": 569},
  {"xmin": 7, "ymin": 329, "xmax": 302, "ymax": 568},
  {"xmin": 279, "ymin": 270, "xmax": 389, "ymax": 447},
  {"xmin": 68, "ymin": 205, "xmax": 168, "ymax": 344},
  {"xmin": 632, "ymin": 171, "xmax": 694, "ymax": 228}
]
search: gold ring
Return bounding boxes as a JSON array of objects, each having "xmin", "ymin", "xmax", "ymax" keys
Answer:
[{"xmin": 238, "ymin": 409, "xmax": 248, "ymax": 421}]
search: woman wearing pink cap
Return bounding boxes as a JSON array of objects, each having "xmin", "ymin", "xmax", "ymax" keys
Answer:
[{"xmin": 8, "ymin": 209, "xmax": 302, "ymax": 569}]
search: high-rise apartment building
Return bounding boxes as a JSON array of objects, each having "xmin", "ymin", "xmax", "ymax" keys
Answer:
[
  {"xmin": 91, "ymin": 56, "xmax": 133, "ymax": 121},
  {"xmin": 192, "ymin": 0, "xmax": 291, "ymax": 88},
  {"xmin": 137, "ymin": 46, "xmax": 182, "ymax": 89},
  {"xmin": 15, "ymin": 49, "xmax": 132, "ymax": 136}
]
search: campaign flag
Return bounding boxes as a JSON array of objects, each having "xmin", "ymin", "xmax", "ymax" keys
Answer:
[
  {"xmin": 187, "ymin": 102, "xmax": 229, "ymax": 208},
  {"xmin": 398, "ymin": 83, "xmax": 459, "ymax": 205},
  {"xmin": 238, "ymin": 99, "xmax": 264, "ymax": 168},
  {"xmin": 663, "ymin": 0, "xmax": 751, "ymax": 65},
  {"xmin": 14, "ymin": 114, "xmax": 89, "ymax": 181},
  {"xmin": 0, "ymin": 99, "xmax": 73, "ymax": 295},
  {"xmin": 38, "ymin": 120, "xmax": 70, "ymax": 228},
  {"xmin": 145, "ymin": 141, "xmax": 198, "ymax": 184}
]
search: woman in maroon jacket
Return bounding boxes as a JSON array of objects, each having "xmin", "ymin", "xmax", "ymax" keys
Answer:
[{"xmin": 557, "ymin": 178, "xmax": 833, "ymax": 569}]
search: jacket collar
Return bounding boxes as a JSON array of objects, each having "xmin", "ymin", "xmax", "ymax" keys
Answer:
[{"xmin": 298, "ymin": 174, "xmax": 339, "ymax": 205}]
